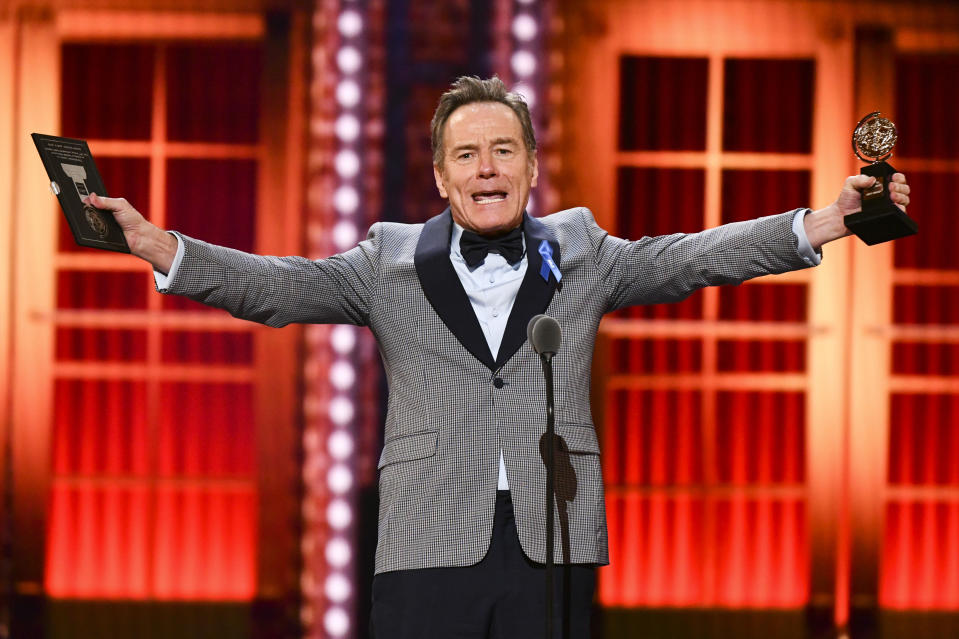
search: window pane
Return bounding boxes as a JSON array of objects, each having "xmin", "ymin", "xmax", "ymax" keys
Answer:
[
  {"xmin": 882, "ymin": 499, "xmax": 959, "ymax": 609},
  {"xmin": 716, "ymin": 391, "xmax": 806, "ymax": 484},
  {"xmin": 718, "ymin": 283, "xmax": 807, "ymax": 323},
  {"xmin": 896, "ymin": 54, "xmax": 959, "ymax": 159},
  {"xmin": 166, "ymin": 44, "xmax": 262, "ymax": 144},
  {"xmin": 711, "ymin": 497, "xmax": 807, "ymax": 606},
  {"xmin": 56, "ymin": 328, "xmax": 148, "ymax": 362},
  {"xmin": 604, "ymin": 389, "xmax": 703, "ymax": 486},
  {"xmin": 157, "ymin": 382, "xmax": 255, "ymax": 476},
  {"xmin": 717, "ymin": 340, "xmax": 806, "ymax": 373},
  {"xmin": 162, "ymin": 331, "xmax": 254, "ymax": 365},
  {"xmin": 619, "ymin": 56, "xmax": 708, "ymax": 151},
  {"xmin": 601, "ymin": 494, "xmax": 706, "ymax": 606},
  {"xmin": 610, "ymin": 339, "xmax": 702, "ymax": 374},
  {"xmin": 46, "ymin": 485, "xmax": 151, "ymax": 598},
  {"xmin": 723, "ymin": 59, "xmax": 814, "ymax": 153},
  {"xmin": 892, "ymin": 171, "xmax": 956, "ymax": 269},
  {"xmin": 893, "ymin": 343, "xmax": 959, "ymax": 376},
  {"xmin": 60, "ymin": 44, "xmax": 154, "ymax": 141},
  {"xmin": 52, "ymin": 379, "xmax": 149, "ymax": 475},
  {"xmin": 152, "ymin": 486, "xmax": 256, "ymax": 599},
  {"xmin": 889, "ymin": 394, "xmax": 959, "ymax": 486},
  {"xmin": 893, "ymin": 285, "xmax": 959, "ymax": 325},
  {"xmin": 57, "ymin": 271, "xmax": 148, "ymax": 310}
]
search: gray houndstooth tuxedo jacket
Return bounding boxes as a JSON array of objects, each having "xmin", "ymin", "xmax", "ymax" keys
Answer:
[{"xmin": 163, "ymin": 206, "xmax": 812, "ymax": 574}]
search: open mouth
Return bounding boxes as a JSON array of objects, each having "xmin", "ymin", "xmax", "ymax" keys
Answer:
[{"xmin": 471, "ymin": 191, "xmax": 507, "ymax": 205}]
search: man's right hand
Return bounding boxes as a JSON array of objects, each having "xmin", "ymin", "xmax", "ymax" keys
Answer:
[{"xmin": 83, "ymin": 193, "xmax": 178, "ymax": 274}]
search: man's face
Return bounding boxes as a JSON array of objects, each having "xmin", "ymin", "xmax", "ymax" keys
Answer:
[{"xmin": 433, "ymin": 101, "xmax": 538, "ymax": 237}]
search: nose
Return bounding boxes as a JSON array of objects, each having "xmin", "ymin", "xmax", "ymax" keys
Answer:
[{"xmin": 476, "ymin": 150, "xmax": 497, "ymax": 179}]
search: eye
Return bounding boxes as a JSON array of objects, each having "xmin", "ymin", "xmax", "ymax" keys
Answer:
[
  {"xmin": 495, "ymin": 148, "xmax": 513, "ymax": 156},
  {"xmin": 457, "ymin": 152, "xmax": 474, "ymax": 161}
]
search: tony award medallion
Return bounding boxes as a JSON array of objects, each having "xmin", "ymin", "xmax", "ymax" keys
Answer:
[{"xmin": 844, "ymin": 111, "xmax": 918, "ymax": 245}]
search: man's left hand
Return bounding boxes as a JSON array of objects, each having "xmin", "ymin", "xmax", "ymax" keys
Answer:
[{"xmin": 803, "ymin": 172, "xmax": 911, "ymax": 251}]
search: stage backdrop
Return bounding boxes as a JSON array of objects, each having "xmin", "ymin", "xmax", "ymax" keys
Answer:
[
  {"xmin": 558, "ymin": 2, "xmax": 959, "ymax": 638},
  {"xmin": 3, "ymin": 3, "xmax": 959, "ymax": 639}
]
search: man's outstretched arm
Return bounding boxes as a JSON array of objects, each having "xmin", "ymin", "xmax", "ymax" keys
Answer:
[
  {"xmin": 585, "ymin": 171, "xmax": 913, "ymax": 313},
  {"xmin": 84, "ymin": 192, "xmax": 178, "ymax": 274},
  {"xmin": 83, "ymin": 192, "xmax": 379, "ymax": 328}
]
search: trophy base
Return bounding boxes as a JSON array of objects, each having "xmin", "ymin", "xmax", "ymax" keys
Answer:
[
  {"xmin": 844, "ymin": 160, "xmax": 918, "ymax": 245},
  {"xmin": 845, "ymin": 207, "xmax": 918, "ymax": 245}
]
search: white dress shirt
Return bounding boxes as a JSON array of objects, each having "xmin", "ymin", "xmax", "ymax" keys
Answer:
[{"xmin": 449, "ymin": 222, "xmax": 528, "ymax": 490}]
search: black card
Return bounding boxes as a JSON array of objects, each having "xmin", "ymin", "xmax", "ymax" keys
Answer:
[{"xmin": 31, "ymin": 133, "xmax": 130, "ymax": 253}]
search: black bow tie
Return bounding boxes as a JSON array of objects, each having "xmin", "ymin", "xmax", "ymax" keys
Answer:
[{"xmin": 459, "ymin": 227, "xmax": 525, "ymax": 268}]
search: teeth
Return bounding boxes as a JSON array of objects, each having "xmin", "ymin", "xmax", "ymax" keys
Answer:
[{"xmin": 473, "ymin": 193, "xmax": 507, "ymax": 204}]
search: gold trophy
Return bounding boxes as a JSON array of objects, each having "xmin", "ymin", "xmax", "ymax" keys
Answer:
[{"xmin": 844, "ymin": 111, "xmax": 918, "ymax": 245}]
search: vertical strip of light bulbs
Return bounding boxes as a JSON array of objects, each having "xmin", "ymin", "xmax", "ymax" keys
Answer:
[
  {"xmin": 304, "ymin": 1, "xmax": 368, "ymax": 637},
  {"xmin": 507, "ymin": 0, "xmax": 554, "ymax": 217}
]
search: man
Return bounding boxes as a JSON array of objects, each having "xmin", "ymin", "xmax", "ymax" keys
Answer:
[{"xmin": 86, "ymin": 76, "xmax": 910, "ymax": 637}]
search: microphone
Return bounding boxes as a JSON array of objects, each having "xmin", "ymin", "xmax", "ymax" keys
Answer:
[
  {"xmin": 527, "ymin": 313, "xmax": 562, "ymax": 638},
  {"xmin": 528, "ymin": 313, "xmax": 562, "ymax": 360}
]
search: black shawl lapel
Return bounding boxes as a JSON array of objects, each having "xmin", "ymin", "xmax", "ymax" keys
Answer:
[
  {"xmin": 495, "ymin": 212, "xmax": 561, "ymax": 368},
  {"xmin": 414, "ymin": 208, "xmax": 497, "ymax": 370}
]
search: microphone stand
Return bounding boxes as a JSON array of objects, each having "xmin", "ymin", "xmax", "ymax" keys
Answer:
[
  {"xmin": 541, "ymin": 351, "xmax": 555, "ymax": 639},
  {"xmin": 529, "ymin": 313, "xmax": 562, "ymax": 638}
]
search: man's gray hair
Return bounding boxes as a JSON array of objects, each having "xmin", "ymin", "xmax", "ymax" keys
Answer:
[{"xmin": 430, "ymin": 76, "xmax": 537, "ymax": 168}]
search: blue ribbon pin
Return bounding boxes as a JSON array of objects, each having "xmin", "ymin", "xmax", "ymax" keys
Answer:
[{"xmin": 538, "ymin": 240, "xmax": 562, "ymax": 283}]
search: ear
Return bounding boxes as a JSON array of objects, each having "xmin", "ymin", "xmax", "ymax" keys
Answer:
[
  {"xmin": 530, "ymin": 155, "xmax": 539, "ymax": 188},
  {"xmin": 433, "ymin": 164, "xmax": 449, "ymax": 199}
]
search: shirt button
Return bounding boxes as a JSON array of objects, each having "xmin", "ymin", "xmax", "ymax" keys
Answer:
[
  {"xmin": 493, "ymin": 377, "xmax": 505, "ymax": 388},
  {"xmin": 491, "ymin": 308, "xmax": 499, "ymax": 317},
  {"xmin": 489, "ymin": 274, "xmax": 495, "ymax": 283}
]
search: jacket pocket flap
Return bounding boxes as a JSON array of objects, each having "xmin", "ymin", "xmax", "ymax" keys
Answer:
[
  {"xmin": 377, "ymin": 430, "xmax": 438, "ymax": 469},
  {"xmin": 554, "ymin": 424, "xmax": 600, "ymax": 454}
]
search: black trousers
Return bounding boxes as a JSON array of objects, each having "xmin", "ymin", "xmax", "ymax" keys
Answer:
[{"xmin": 370, "ymin": 490, "xmax": 596, "ymax": 639}]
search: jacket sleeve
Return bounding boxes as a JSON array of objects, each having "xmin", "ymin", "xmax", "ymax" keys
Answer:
[
  {"xmin": 160, "ymin": 223, "xmax": 383, "ymax": 327},
  {"xmin": 579, "ymin": 207, "xmax": 814, "ymax": 314}
]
